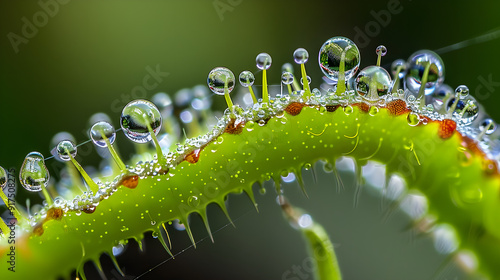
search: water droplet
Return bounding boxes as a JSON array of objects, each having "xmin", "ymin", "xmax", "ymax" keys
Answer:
[
  {"xmin": 376, "ymin": 45, "xmax": 387, "ymax": 56},
  {"xmin": 293, "ymin": 48, "xmax": 309, "ymax": 64},
  {"xmin": 391, "ymin": 59, "xmax": 407, "ymax": 77},
  {"xmin": 343, "ymin": 105, "xmax": 353, "ymax": 115},
  {"xmin": 407, "ymin": 112, "xmax": 420, "ymax": 126},
  {"xmin": 354, "ymin": 66, "xmax": 392, "ymax": 101},
  {"xmin": 480, "ymin": 119, "xmax": 496, "ymax": 134},
  {"xmin": 0, "ymin": 166, "xmax": 6, "ymax": 190},
  {"xmin": 239, "ymin": 178, "xmax": 245, "ymax": 184},
  {"xmin": 56, "ymin": 140, "xmax": 77, "ymax": 161},
  {"xmin": 323, "ymin": 162, "xmax": 334, "ymax": 173},
  {"xmin": 259, "ymin": 187, "xmax": 266, "ymax": 195},
  {"xmin": 312, "ymin": 88, "xmax": 321, "ymax": 97},
  {"xmin": 318, "ymin": 36, "xmax": 360, "ymax": 82},
  {"xmin": 216, "ymin": 136, "xmax": 224, "ymax": 144},
  {"xmin": 446, "ymin": 97, "xmax": 479, "ymax": 125},
  {"xmin": 303, "ymin": 163, "xmax": 312, "ymax": 170},
  {"xmin": 152, "ymin": 231, "xmax": 159, "ymax": 238},
  {"xmin": 300, "ymin": 76, "xmax": 311, "ymax": 85},
  {"xmin": 256, "ymin": 53, "xmax": 272, "ymax": 70},
  {"xmin": 245, "ymin": 121, "xmax": 255, "ymax": 131},
  {"xmin": 19, "ymin": 152, "xmax": 50, "ymax": 192},
  {"xmin": 188, "ymin": 195, "xmax": 200, "ymax": 207},
  {"xmin": 405, "ymin": 50, "xmax": 445, "ymax": 95},
  {"xmin": 369, "ymin": 106, "xmax": 379, "ymax": 116},
  {"xmin": 430, "ymin": 84, "xmax": 453, "ymax": 111},
  {"xmin": 455, "ymin": 85, "xmax": 469, "ymax": 99},
  {"xmin": 120, "ymin": 99, "xmax": 162, "ymax": 143},
  {"xmin": 239, "ymin": 71, "xmax": 255, "ymax": 87},
  {"xmin": 281, "ymin": 72, "xmax": 294, "ymax": 85},
  {"xmin": 90, "ymin": 121, "xmax": 116, "ymax": 148},
  {"xmin": 207, "ymin": 67, "xmax": 235, "ymax": 95}
]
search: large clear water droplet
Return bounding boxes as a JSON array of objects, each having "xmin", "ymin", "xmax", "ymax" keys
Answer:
[
  {"xmin": 281, "ymin": 72, "xmax": 294, "ymax": 85},
  {"xmin": 318, "ymin": 36, "xmax": 360, "ymax": 82},
  {"xmin": 19, "ymin": 152, "xmax": 50, "ymax": 192},
  {"xmin": 405, "ymin": 50, "xmax": 445, "ymax": 95},
  {"xmin": 293, "ymin": 48, "xmax": 309, "ymax": 64},
  {"xmin": 239, "ymin": 71, "xmax": 255, "ymax": 87},
  {"xmin": 354, "ymin": 66, "xmax": 392, "ymax": 101},
  {"xmin": 90, "ymin": 121, "xmax": 116, "ymax": 148},
  {"xmin": 57, "ymin": 140, "xmax": 77, "ymax": 161},
  {"xmin": 0, "ymin": 166, "xmax": 6, "ymax": 190},
  {"xmin": 207, "ymin": 67, "xmax": 235, "ymax": 95},
  {"xmin": 256, "ymin": 53, "xmax": 272, "ymax": 70},
  {"xmin": 120, "ymin": 99, "xmax": 162, "ymax": 143}
]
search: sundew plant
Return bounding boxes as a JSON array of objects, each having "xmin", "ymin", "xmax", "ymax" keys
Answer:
[{"xmin": 2, "ymin": 1, "xmax": 500, "ymax": 280}]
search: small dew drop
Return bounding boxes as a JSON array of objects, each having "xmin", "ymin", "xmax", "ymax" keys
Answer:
[
  {"xmin": 120, "ymin": 100, "xmax": 162, "ymax": 143},
  {"xmin": 281, "ymin": 72, "xmax": 294, "ymax": 85},
  {"xmin": 293, "ymin": 48, "xmax": 309, "ymax": 64},
  {"xmin": 245, "ymin": 121, "xmax": 255, "ymax": 131},
  {"xmin": 56, "ymin": 140, "xmax": 77, "ymax": 161},
  {"xmin": 256, "ymin": 53, "xmax": 272, "ymax": 70},
  {"xmin": 407, "ymin": 112, "xmax": 420, "ymax": 126},
  {"xmin": 376, "ymin": 45, "xmax": 387, "ymax": 57},
  {"xmin": 303, "ymin": 163, "xmax": 312, "ymax": 170},
  {"xmin": 187, "ymin": 195, "xmax": 200, "ymax": 207},
  {"xmin": 480, "ymin": 119, "xmax": 496, "ymax": 135},
  {"xmin": 239, "ymin": 71, "xmax": 255, "ymax": 87},
  {"xmin": 19, "ymin": 152, "xmax": 50, "ymax": 192},
  {"xmin": 368, "ymin": 106, "xmax": 379, "ymax": 116},
  {"xmin": 90, "ymin": 121, "xmax": 116, "ymax": 148}
]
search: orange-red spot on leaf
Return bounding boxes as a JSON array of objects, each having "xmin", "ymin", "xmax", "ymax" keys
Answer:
[
  {"xmin": 121, "ymin": 175, "xmax": 139, "ymax": 189},
  {"xmin": 285, "ymin": 102, "xmax": 306, "ymax": 116},
  {"xmin": 438, "ymin": 119, "xmax": 456, "ymax": 139},
  {"xmin": 326, "ymin": 105, "xmax": 340, "ymax": 112},
  {"xmin": 224, "ymin": 118, "xmax": 244, "ymax": 134},
  {"xmin": 387, "ymin": 99, "xmax": 410, "ymax": 116},
  {"xmin": 185, "ymin": 149, "xmax": 201, "ymax": 164},
  {"xmin": 46, "ymin": 208, "xmax": 64, "ymax": 221},
  {"xmin": 354, "ymin": 103, "xmax": 370, "ymax": 113},
  {"xmin": 82, "ymin": 205, "xmax": 96, "ymax": 214},
  {"xmin": 33, "ymin": 224, "xmax": 44, "ymax": 236}
]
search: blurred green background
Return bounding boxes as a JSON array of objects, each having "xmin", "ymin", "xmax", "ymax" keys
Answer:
[{"xmin": 1, "ymin": 0, "xmax": 500, "ymax": 279}]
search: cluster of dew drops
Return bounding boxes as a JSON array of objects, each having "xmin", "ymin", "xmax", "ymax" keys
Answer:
[
  {"xmin": 207, "ymin": 36, "xmax": 500, "ymax": 160},
  {"xmin": 2, "ymin": 36, "xmax": 500, "ymax": 227}
]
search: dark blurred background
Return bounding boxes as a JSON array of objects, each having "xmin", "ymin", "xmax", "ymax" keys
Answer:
[{"xmin": 1, "ymin": 0, "xmax": 500, "ymax": 279}]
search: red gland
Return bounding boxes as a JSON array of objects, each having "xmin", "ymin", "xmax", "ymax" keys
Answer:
[
  {"xmin": 46, "ymin": 208, "xmax": 64, "ymax": 221},
  {"xmin": 325, "ymin": 105, "xmax": 340, "ymax": 112},
  {"xmin": 185, "ymin": 149, "xmax": 201, "ymax": 164},
  {"xmin": 285, "ymin": 102, "xmax": 306, "ymax": 116},
  {"xmin": 438, "ymin": 119, "xmax": 456, "ymax": 139},
  {"xmin": 387, "ymin": 99, "xmax": 410, "ymax": 116},
  {"xmin": 121, "ymin": 175, "xmax": 139, "ymax": 189},
  {"xmin": 224, "ymin": 118, "xmax": 244, "ymax": 134}
]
